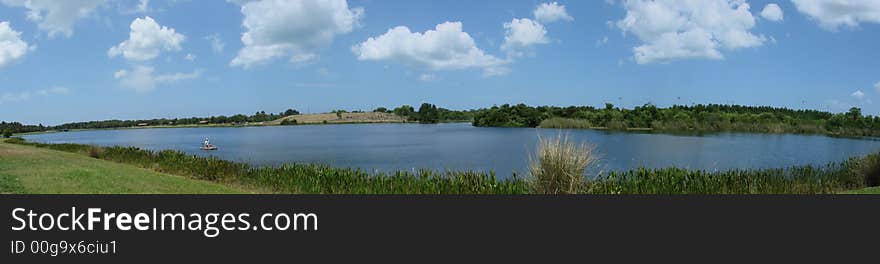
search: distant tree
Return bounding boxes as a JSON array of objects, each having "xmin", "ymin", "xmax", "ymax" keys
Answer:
[
  {"xmin": 393, "ymin": 105, "xmax": 415, "ymax": 118},
  {"xmin": 283, "ymin": 109, "xmax": 300, "ymax": 116},
  {"xmin": 417, "ymin": 103, "xmax": 440, "ymax": 123},
  {"xmin": 332, "ymin": 110, "xmax": 348, "ymax": 119},
  {"xmin": 2, "ymin": 128, "xmax": 11, "ymax": 138},
  {"xmin": 373, "ymin": 107, "xmax": 388, "ymax": 113}
]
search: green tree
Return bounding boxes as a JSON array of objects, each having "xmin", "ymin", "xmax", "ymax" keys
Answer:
[
  {"xmin": 373, "ymin": 107, "xmax": 388, "ymax": 113},
  {"xmin": 283, "ymin": 109, "xmax": 300, "ymax": 116},
  {"xmin": 417, "ymin": 103, "xmax": 440, "ymax": 123},
  {"xmin": 393, "ymin": 105, "xmax": 415, "ymax": 118},
  {"xmin": 2, "ymin": 128, "xmax": 11, "ymax": 138}
]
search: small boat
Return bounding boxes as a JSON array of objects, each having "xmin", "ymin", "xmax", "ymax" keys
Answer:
[
  {"xmin": 201, "ymin": 145, "xmax": 218, "ymax": 151},
  {"xmin": 201, "ymin": 137, "xmax": 217, "ymax": 150}
]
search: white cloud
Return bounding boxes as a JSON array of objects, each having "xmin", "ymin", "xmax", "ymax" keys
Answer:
[
  {"xmin": 616, "ymin": 0, "xmax": 765, "ymax": 64},
  {"xmin": 108, "ymin": 17, "xmax": 185, "ymax": 61},
  {"xmin": 206, "ymin": 33, "xmax": 225, "ymax": 53},
  {"xmin": 0, "ymin": 86, "xmax": 69, "ymax": 104},
  {"xmin": 0, "ymin": 0, "xmax": 105, "ymax": 38},
  {"xmin": 352, "ymin": 21, "xmax": 508, "ymax": 75},
  {"xmin": 874, "ymin": 81, "xmax": 880, "ymax": 93},
  {"xmin": 501, "ymin": 18, "xmax": 549, "ymax": 56},
  {"xmin": 114, "ymin": 65, "xmax": 201, "ymax": 93},
  {"xmin": 791, "ymin": 0, "xmax": 880, "ymax": 30},
  {"xmin": 184, "ymin": 53, "xmax": 195, "ymax": 61},
  {"xmin": 534, "ymin": 2, "xmax": 574, "ymax": 24},
  {"xmin": 0, "ymin": 21, "xmax": 31, "ymax": 68},
  {"xmin": 851, "ymin": 90, "xmax": 865, "ymax": 100},
  {"xmin": 761, "ymin": 3, "xmax": 784, "ymax": 22},
  {"xmin": 230, "ymin": 0, "xmax": 363, "ymax": 68}
]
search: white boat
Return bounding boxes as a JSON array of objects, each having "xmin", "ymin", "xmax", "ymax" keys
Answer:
[{"xmin": 201, "ymin": 145, "xmax": 218, "ymax": 150}]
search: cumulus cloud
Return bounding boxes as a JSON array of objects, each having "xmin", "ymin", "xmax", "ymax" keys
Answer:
[
  {"xmin": 0, "ymin": 86, "xmax": 70, "ymax": 104},
  {"xmin": 108, "ymin": 17, "xmax": 185, "ymax": 61},
  {"xmin": 114, "ymin": 66, "xmax": 202, "ymax": 93},
  {"xmin": 791, "ymin": 0, "xmax": 880, "ymax": 30},
  {"xmin": 501, "ymin": 18, "xmax": 549, "ymax": 55},
  {"xmin": 534, "ymin": 2, "xmax": 574, "ymax": 24},
  {"xmin": 184, "ymin": 53, "xmax": 195, "ymax": 61},
  {"xmin": 0, "ymin": 21, "xmax": 31, "ymax": 68},
  {"xmin": 501, "ymin": 2, "xmax": 573, "ymax": 57},
  {"xmin": 615, "ymin": 0, "xmax": 765, "ymax": 64},
  {"xmin": 851, "ymin": 90, "xmax": 865, "ymax": 100},
  {"xmin": 760, "ymin": 3, "xmax": 784, "ymax": 22},
  {"xmin": 229, "ymin": 0, "xmax": 363, "ymax": 68},
  {"xmin": 352, "ymin": 21, "xmax": 508, "ymax": 75},
  {"xmin": 0, "ymin": 0, "xmax": 105, "ymax": 38}
]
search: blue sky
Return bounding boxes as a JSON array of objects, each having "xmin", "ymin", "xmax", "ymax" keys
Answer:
[{"xmin": 0, "ymin": 0, "xmax": 878, "ymax": 125}]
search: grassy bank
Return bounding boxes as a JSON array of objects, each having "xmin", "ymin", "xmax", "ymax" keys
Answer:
[
  {"xmin": 4, "ymin": 137, "xmax": 878, "ymax": 194},
  {"xmin": 0, "ymin": 139, "xmax": 246, "ymax": 194}
]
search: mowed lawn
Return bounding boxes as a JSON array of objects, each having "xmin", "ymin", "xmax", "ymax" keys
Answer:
[{"xmin": 0, "ymin": 141, "xmax": 245, "ymax": 194}]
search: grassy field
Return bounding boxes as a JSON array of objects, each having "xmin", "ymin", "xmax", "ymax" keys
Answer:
[{"xmin": 0, "ymin": 140, "xmax": 245, "ymax": 194}]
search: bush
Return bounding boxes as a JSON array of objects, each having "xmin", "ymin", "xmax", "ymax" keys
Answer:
[
  {"xmin": 88, "ymin": 146, "xmax": 105, "ymax": 159},
  {"xmin": 528, "ymin": 134, "xmax": 597, "ymax": 194},
  {"xmin": 2, "ymin": 128, "xmax": 11, "ymax": 138},
  {"xmin": 280, "ymin": 119, "xmax": 297, "ymax": 126}
]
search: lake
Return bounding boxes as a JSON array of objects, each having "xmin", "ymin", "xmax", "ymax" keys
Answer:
[{"xmin": 22, "ymin": 123, "xmax": 880, "ymax": 178}]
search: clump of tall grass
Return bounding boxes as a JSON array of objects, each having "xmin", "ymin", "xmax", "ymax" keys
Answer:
[
  {"xmin": 528, "ymin": 134, "xmax": 597, "ymax": 194},
  {"xmin": 539, "ymin": 117, "xmax": 592, "ymax": 129},
  {"xmin": 857, "ymin": 153, "xmax": 880, "ymax": 187}
]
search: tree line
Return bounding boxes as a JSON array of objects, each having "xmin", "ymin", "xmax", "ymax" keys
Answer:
[
  {"xmin": 5, "ymin": 103, "xmax": 879, "ymax": 138},
  {"xmin": 471, "ymin": 103, "xmax": 880, "ymax": 137}
]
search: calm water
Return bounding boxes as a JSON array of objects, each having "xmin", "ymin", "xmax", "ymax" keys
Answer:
[{"xmin": 23, "ymin": 123, "xmax": 880, "ymax": 177}]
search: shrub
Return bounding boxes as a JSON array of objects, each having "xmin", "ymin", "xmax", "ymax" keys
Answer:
[
  {"xmin": 87, "ymin": 146, "xmax": 105, "ymax": 159},
  {"xmin": 280, "ymin": 119, "xmax": 297, "ymax": 126},
  {"xmin": 528, "ymin": 134, "xmax": 597, "ymax": 194},
  {"xmin": 2, "ymin": 128, "xmax": 11, "ymax": 138}
]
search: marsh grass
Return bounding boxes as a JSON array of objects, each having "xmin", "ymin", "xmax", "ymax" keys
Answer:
[{"xmin": 528, "ymin": 134, "xmax": 597, "ymax": 194}]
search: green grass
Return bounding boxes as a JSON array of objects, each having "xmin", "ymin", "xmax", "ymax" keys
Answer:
[
  {"xmin": 0, "ymin": 139, "xmax": 245, "ymax": 194},
  {"xmin": 841, "ymin": 186, "xmax": 880, "ymax": 194}
]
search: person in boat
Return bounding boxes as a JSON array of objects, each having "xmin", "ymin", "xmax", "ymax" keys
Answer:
[{"xmin": 203, "ymin": 137, "xmax": 211, "ymax": 148}]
